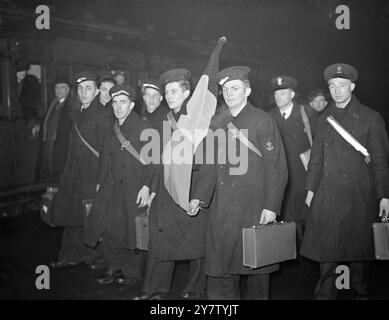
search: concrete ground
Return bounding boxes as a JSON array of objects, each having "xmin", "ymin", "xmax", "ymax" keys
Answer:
[{"xmin": 1, "ymin": 205, "xmax": 388, "ymax": 300}]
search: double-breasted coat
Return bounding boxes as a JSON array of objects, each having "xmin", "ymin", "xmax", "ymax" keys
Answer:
[
  {"xmin": 301, "ymin": 95, "xmax": 389, "ymax": 262},
  {"xmin": 84, "ymin": 111, "xmax": 158, "ymax": 249},
  {"xmin": 51, "ymin": 96, "xmax": 113, "ymax": 226},
  {"xmin": 269, "ymin": 104, "xmax": 313, "ymax": 222},
  {"xmin": 198, "ymin": 103, "xmax": 288, "ymax": 277}
]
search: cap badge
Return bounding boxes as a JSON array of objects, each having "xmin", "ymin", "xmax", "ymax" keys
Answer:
[
  {"xmin": 337, "ymin": 66, "xmax": 342, "ymax": 73},
  {"xmin": 277, "ymin": 77, "xmax": 282, "ymax": 86}
]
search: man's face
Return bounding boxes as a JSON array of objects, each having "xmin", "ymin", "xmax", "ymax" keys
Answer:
[
  {"xmin": 165, "ymin": 82, "xmax": 190, "ymax": 112},
  {"xmin": 328, "ymin": 78, "xmax": 355, "ymax": 104},
  {"xmin": 310, "ymin": 95, "xmax": 328, "ymax": 112},
  {"xmin": 222, "ymin": 80, "xmax": 250, "ymax": 109},
  {"xmin": 77, "ymin": 80, "xmax": 99, "ymax": 106},
  {"xmin": 55, "ymin": 83, "xmax": 70, "ymax": 100},
  {"xmin": 99, "ymin": 81, "xmax": 115, "ymax": 105},
  {"xmin": 274, "ymin": 88, "xmax": 294, "ymax": 108},
  {"xmin": 112, "ymin": 94, "xmax": 134, "ymax": 122},
  {"xmin": 115, "ymin": 74, "xmax": 125, "ymax": 85},
  {"xmin": 143, "ymin": 87, "xmax": 162, "ymax": 113},
  {"xmin": 17, "ymin": 70, "xmax": 26, "ymax": 82}
]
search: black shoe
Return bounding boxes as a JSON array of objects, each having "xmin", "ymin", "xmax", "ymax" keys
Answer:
[
  {"xmin": 132, "ymin": 292, "xmax": 164, "ymax": 300},
  {"xmin": 181, "ymin": 291, "xmax": 202, "ymax": 299},
  {"xmin": 116, "ymin": 273, "xmax": 141, "ymax": 285},
  {"xmin": 89, "ymin": 263, "xmax": 107, "ymax": 271},
  {"xmin": 49, "ymin": 261, "xmax": 79, "ymax": 268},
  {"xmin": 96, "ymin": 270, "xmax": 120, "ymax": 285}
]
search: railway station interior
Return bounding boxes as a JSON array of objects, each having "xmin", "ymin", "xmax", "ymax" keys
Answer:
[{"xmin": 1, "ymin": 0, "xmax": 388, "ymax": 301}]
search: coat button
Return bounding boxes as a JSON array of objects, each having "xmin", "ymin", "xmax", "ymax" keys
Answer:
[
  {"xmin": 220, "ymin": 181, "xmax": 224, "ymax": 186},
  {"xmin": 120, "ymin": 179, "xmax": 124, "ymax": 183},
  {"xmin": 158, "ymin": 228, "xmax": 163, "ymax": 232}
]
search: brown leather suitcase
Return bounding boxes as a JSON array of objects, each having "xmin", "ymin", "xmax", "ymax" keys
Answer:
[
  {"xmin": 372, "ymin": 221, "xmax": 389, "ymax": 260},
  {"xmin": 135, "ymin": 211, "xmax": 149, "ymax": 251},
  {"xmin": 243, "ymin": 221, "xmax": 297, "ymax": 268}
]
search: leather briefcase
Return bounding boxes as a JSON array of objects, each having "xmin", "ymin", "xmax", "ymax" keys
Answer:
[
  {"xmin": 40, "ymin": 187, "xmax": 59, "ymax": 227},
  {"xmin": 372, "ymin": 219, "xmax": 389, "ymax": 260},
  {"xmin": 135, "ymin": 211, "xmax": 149, "ymax": 251},
  {"xmin": 243, "ymin": 221, "xmax": 297, "ymax": 268},
  {"xmin": 82, "ymin": 199, "xmax": 95, "ymax": 228}
]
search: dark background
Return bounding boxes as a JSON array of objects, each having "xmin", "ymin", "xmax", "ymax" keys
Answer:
[{"xmin": 2, "ymin": 0, "xmax": 389, "ymax": 116}]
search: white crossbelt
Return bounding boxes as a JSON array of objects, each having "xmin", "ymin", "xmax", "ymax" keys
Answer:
[{"xmin": 326, "ymin": 115, "xmax": 370, "ymax": 163}]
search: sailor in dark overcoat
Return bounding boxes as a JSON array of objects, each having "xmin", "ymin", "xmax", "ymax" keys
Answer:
[
  {"xmin": 269, "ymin": 76, "xmax": 313, "ymax": 247},
  {"xmin": 190, "ymin": 66, "xmax": 288, "ymax": 299},
  {"xmin": 139, "ymin": 79, "xmax": 169, "ymax": 137},
  {"xmin": 49, "ymin": 71, "xmax": 113, "ymax": 268},
  {"xmin": 301, "ymin": 63, "xmax": 389, "ymax": 299},
  {"xmin": 133, "ymin": 69, "xmax": 213, "ymax": 300},
  {"xmin": 84, "ymin": 85, "xmax": 158, "ymax": 285}
]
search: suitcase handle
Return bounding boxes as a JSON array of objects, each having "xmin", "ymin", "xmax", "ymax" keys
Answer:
[{"xmin": 251, "ymin": 221, "xmax": 289, "ymax": 229}]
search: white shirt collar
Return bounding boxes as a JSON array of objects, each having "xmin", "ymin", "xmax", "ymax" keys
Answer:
[{"xmin": 279, "ymin": 103, "xmax": 294, "ymax": 119}]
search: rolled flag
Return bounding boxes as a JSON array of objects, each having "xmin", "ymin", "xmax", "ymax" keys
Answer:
[
  {"xmin": 162, "ymin": 37, "xmax": 227, "ymax": 211},
  {"xmin": 326, "ymin": 115, "xmax": 370, "ymax": 163}
]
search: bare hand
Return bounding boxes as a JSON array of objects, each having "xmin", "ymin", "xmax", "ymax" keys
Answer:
[
  {"xmin": 96, "ymin": 184, "xmax": 100, "ymax": 192},
  {"xmin": 305, "ymin": 190, "xmax": 314, "ymax": 207},
  {"xmin": 259, "ymin": 209, "xmax": 276, "ymax": 225},
  {"xmin": 188, "ymin": 199, "xmax": 201, "ymax": 216},
  {"xmin": 379, "ymin": 198, "xmax": 389, "ymax": 221},
  {"xmin": 136, "ymin": 185, "xmax": 150, "ymax": 208}
]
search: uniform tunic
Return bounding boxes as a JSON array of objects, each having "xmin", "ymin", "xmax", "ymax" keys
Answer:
[
  {"xmin": 84, "ymin": 111, "xmax": 157, "ymax": 249},
  {"xmin": 201, "ymin": 103, "xmax": 288, "ymax": 276},
  {"xmin": 301, "ymin": 95, "xmax": 389, "ymax": 262},
  {"xmin": 51, "ymin": 96, "xmax": 113, "ymax": 226},
  {"xmin": 269, "ymin": 104, "xmax": 312, "ymax": 222}
]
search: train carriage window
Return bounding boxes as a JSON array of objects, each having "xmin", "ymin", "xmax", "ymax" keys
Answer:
[{"xmin": 18, "ymin": 64, "xmax": 43, "ymax": 118}]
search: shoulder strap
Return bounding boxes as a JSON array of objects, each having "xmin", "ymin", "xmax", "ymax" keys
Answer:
[
  {"xmin": 73, "ymin": 122, "xmax": 99, "ymax": 158},
  {"xmin": 300, "ymin": 105, "xmax": 313, "ymax": 147},
  {"xmin": 227, "ymin": 122, "xmax": 262, "ymax": 158},
  {"xmin": 113, "ymin": 122, "xmax": 146, "ymax": 165}
]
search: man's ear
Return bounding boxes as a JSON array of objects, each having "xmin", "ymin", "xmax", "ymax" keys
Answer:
[
  {"xmin": 129, "ymin": 101, "xmax": 135, "ymax": 111},
  {"xmin": 94, "ymin": 88, "xmax": 100, "ymax": 97},
  {"xmin": 350, "ymin": 82, "xmax": 356, "ymax": 92},
  {"xmin": 290, "ymin": 90, "xmax": 296, "ymax": 99},
  {"xmin": 309, "ymin": 101, "xmax": 314, "ymax": 108},
  {"xmin": 159, "ymin": 95, "xmax": 163, "ymax": 102},
  {"xmin": 183, "ymin": 89, "xmax": 190, "ymax": 99},
  {"xmin": 244, "ymin": 87, "xmax": 252, "ymax": 97}
]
